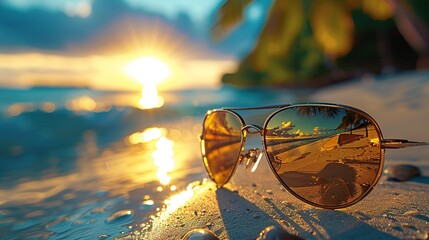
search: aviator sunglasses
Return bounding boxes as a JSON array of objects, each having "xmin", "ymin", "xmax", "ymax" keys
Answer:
[{"xmin": 200, "ymin": 103, "xmax": 427, "ymax": 209}]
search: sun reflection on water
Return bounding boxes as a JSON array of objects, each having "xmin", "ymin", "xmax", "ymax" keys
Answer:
[
  {"xmin": 65, "ymin": 96, "xmax": 111, "ymax": 112},
  {"xmin": 128, "ymin": 127, "xmax": 175, "ymax": 185},
  {"xmin": 152, "ymin": 137, "xmax": 175, "ymax": 185},
  {"xmin": 125, "ymin": 56, "xmax": 170, "ymax": 110},
  {"xmin": 128, "ymin": 128, "xmax": 167, "ymax": 144},
  {"xmin": 139, "ymin": 84, "xmax": 164, "ymax": 109}
]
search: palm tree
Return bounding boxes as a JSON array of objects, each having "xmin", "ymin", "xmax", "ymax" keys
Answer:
[
  {"xmin": 296, "ymin": 106, "xmax": 340, "ymax": 118},
  {"xmin": 336, "ymin": 111, "xmax": 359, "ymax": 134},
  {"xmin": 335, "ymin": 111, "xmax": 369, "ymax": 137},
  {"xmin": 212, "ymin": 0, "xmax": 429, "ymax": 71}
]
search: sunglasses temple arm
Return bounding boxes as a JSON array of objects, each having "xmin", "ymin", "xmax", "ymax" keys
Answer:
[{"xmin": 381, "ymin": 139, "xmax": 429, "ymax": 149}]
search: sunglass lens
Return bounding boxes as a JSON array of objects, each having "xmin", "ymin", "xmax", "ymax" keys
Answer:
[
  {"xmin": 264, "ymin": 106, "xmax": 383, "ymax": 208},
  {"xmin": 201, "ymin": 111, "xmax": 243, "ymax": 186}
]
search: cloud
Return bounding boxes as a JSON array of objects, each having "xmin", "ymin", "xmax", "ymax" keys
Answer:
[
  {"xmin": 0, "ymin": 0, "xmax": 238, "ymax": 91},
  {"xmin": 281, "ymin": 121, "xmax": 294, "ymax": 130},
  {"xmin": 313, "ymin": 126, "xmax": 320, "ymax": 135},
  {"xmin": 0, "ymin": 3, "xmax": 88, "ymax": 51},
  {"xmin": 0, "ymin": 0, "xmax": 198, "ymax": 54}
]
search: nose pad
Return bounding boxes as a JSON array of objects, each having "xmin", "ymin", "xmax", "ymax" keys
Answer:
[{"xmin": 239, "ymin": 148, "xmax": 263, "ymax": 173}]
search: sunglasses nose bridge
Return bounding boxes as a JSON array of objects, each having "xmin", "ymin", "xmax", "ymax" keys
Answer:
[
  {"xmin": 239, "ymin": 125, "xmax": 264, "ymax": 172},
  {"xmin": 241, "ymin": 124, "xmax": 263, "ymax": 135}
]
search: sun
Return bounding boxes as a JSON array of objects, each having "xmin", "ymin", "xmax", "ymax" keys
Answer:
[
  {"xmin": 125, "ymin": 56, "xmax": 171, "ymax": 109},
  {"xmin": 126, "ymin": 56, "xmax": 171, "ymax": 84}
]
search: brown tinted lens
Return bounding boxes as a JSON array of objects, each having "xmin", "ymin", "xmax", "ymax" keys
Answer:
[
  {"xmin": 265, "ymin": 106, "xmax": 383, "ymax": 208},
  {"xmin": 202, "ymin": 111, "xmax": 243, "ymax": 186}
]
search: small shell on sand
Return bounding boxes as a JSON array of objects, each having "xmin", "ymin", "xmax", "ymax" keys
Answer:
[
  {"xmin": 256, "ymin": 226, "xmax": 304, "ymax": 240},
  {"xmin": 385, "ymin": 164, "xmax": 421, "ymax": 182}
]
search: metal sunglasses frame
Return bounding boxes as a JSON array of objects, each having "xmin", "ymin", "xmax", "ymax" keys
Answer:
[{"xmin": 200, "ymin": 103, "xmax": 427, "ymax": 209}]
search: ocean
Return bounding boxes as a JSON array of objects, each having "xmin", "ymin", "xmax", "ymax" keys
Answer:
[{"xmin": 0, "ymin": 85, "xmax": 297, "ymax": 239}]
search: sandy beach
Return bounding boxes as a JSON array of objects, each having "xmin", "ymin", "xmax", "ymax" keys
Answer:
[{"xmin": 139, "ymin": 72, "xmax": 429, "ymax": 240}]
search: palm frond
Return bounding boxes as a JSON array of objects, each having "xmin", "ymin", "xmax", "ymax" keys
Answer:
[
  {"xmin": 310, "ymin": 0, "xmax": 354, "ymax": 57},
  {"xmin": 212, "ymin": 0, "xmax": 253, "ymax": 41},
  {"xmin": 249, "ymin": 0, "xmax": 304, "ymax": 70}
]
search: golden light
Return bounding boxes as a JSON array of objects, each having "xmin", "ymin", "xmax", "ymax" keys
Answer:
[
  {"xmin": 128, "ymin": 128, "xmax": 167, "ymax": 145},
  {"xmin": 161, "ymin": 181, "xmax": 208, "ymax": 215},
  {"xmin": 125, "ymin": 56, "xmax": 171, "ymax": 109},
  {"xmin": 127, "ymin": 128, "xmax": 175, "ymax": 185},
  {"xmin": 65, "ymin": 96, "xmax": 97, "ymax": 112},
  {"xmin": 152, "ymin": 137, "xmax": 175, "ymax": 185}
]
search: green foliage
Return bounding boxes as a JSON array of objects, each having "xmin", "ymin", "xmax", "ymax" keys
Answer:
[
  {"xmin": 222, "ymin": 20, "xmax": 328, "ymax": 87},
  {"xmin": 212, "ymin": 0, "xmax": 253, "ymax": 41},
  {"xmin": 213, "ymin": 0, "xmax": 429, "ymax": 87}
]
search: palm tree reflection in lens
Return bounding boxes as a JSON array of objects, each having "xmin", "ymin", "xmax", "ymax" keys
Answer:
[
  {"xmin": 201, "ymin": 111, "xmax": 243, "ymax": 186},
  {"xmin": 265, "ymin": 106, "xmax": 382, "ymax": 208}
]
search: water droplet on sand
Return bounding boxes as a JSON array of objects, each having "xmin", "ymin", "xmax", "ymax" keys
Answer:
[
  {"xmin": 181, "ymin": 228, "xmax": 219, "ymax": 240},
  {"xmin": 140, "ymin": 200, "xmax": 155, "ymax": 210},
  {"xmin": 72, "ymin": 220, "xmax": 83, "ymax": 226},
  {"xmin": 45, "ymin": 216, "xmax": 69, "ymax": 229},
  {"xmin": 256, "ymin": 226, "xmax": 304, "ymax": 240},
  {"xmin": 385, "ymin": 164, "xmax": 421, "ymax": 181},
  {"xmin": 91, "ymin": 208, "xmax": 105, "ymax": 214},
  {"xmin": 97, "ymin": 234, "xmax": 110, "ymax": 239},
  {"xmin": 105, "ymin": 210, "xmax": 134, "ymax": 224}
]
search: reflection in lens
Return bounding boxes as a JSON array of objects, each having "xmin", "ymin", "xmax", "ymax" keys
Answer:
[
  {"xmin": 265, "ymin": 106, "xmax": 383, "ymax": 208},
  {"xmin": 201, "ymin": 111, "xmax": 243, "ymax": 186}
]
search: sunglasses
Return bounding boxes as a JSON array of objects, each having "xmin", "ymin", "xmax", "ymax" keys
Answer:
[{"xmin": 200, "ymin": 103, "xmax": 427, "ymax": 209}]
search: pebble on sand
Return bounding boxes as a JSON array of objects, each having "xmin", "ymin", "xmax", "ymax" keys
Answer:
[
  {"xmin": 385, "ymin": 164, "xmax": 421, "ymax": 182},
  {"xmin": 256, "ymin": 226, "xmax": 304, "ymax": 240}
]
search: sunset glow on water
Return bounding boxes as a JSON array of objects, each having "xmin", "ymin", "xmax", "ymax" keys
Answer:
[{"xmin": 125, "ymin": 56, "xmax": 170, "ymax": 109}]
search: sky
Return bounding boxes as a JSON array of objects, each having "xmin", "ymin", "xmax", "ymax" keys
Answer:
[
  {"xmin": 4, "ymin": 0, "xmax": 221, "ymax": 23},
  {"xmin": 0, "ymin": 0, "xmax": 265, "ymax": 90}
]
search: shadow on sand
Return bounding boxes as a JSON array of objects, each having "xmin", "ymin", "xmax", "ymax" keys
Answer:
[
  {"xmin": 216, "ymin": 188, "xmax": 397, "ymax": 239},
  {"xmin": 407, "ymin": 176, "xmax": 429, "ymax": 184}
]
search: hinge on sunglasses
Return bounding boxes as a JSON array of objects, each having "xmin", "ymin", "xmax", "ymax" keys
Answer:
[{"xmin": 380, "ymin": 139, "xmax": 428, "ymax": 149}]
